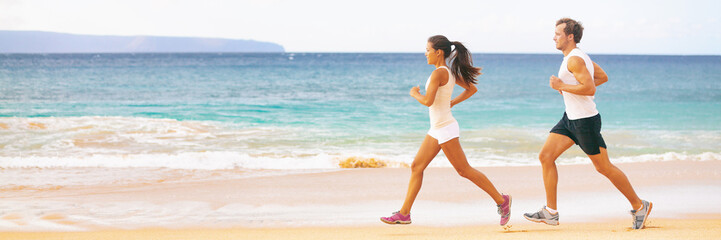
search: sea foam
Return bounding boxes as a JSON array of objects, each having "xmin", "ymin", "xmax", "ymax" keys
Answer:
[{"xmin": 1, "ymin": 116, "xmax": 719, "ymax": 170}]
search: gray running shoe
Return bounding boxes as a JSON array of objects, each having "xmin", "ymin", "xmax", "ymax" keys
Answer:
[
  {"xmin": 523, "ymin": 206, "xmax": 559, "ymax": 226},
  {"xmin": 630, "ymin": 200, "xmax": 653, "ymax": 229}
]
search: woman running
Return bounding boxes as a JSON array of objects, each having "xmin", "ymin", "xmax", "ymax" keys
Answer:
[{"xmin": 380, "ymin": 35, "xmax": 511, "ymax": 226}]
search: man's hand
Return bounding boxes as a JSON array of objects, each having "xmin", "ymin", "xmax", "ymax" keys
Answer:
[{"xmin": 550, "ymin": 75, "xmax": 564, "ymax": 91}]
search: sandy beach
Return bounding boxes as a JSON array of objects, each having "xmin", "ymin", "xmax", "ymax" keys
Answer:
[
  {"xmin": 3, "ymin": 219, "xmax": 721, "ymax": 240},
  {"xmin": 1, "ymin": 160, "xmax": 720, "ymax": 239}
]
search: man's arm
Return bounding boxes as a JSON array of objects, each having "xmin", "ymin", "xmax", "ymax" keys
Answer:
[
  {"xmin": 549, "ymin": 56, "xmax": 596, "ymax": 96},
  {"xmin": 593, "ymin": 61, "xmax": 608, "ymax": 86}
]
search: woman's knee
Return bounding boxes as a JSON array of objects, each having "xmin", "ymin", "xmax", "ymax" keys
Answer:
[
  {"xmin": 410, "ymin": 161, "xmax": 427, "ymax": 174},
  {"xmin": 454, "ymin": 166, "xmax": 474, "ymax": 179}
]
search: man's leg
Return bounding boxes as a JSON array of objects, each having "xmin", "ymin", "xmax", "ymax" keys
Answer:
[
  {"xmin": 524, "ymin": 133, "xmax": 574, "ymax": 225},
  {"xmin": 587, "ymin": 147, "xmax": 643, "ymax": 210},
  {"xmin": 538, "ymin": 133, "xmax": 575, "ymax": 210}
]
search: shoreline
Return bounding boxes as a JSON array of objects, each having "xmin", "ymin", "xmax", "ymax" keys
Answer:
[{"xmin": 1, "ymin": 160, "xmax": 720, "ymax": 237}]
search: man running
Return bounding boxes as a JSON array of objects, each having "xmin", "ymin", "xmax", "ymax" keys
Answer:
[{"xmin": 523, "ymin": 18, "xmax": 652, "ymax": 230}]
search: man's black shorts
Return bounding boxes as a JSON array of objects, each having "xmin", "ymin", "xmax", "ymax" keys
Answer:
[{"xmin": 550, "ymin": 112, "xmax": 607, "ymax": 155}]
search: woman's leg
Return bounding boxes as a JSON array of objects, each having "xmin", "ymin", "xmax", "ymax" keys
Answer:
[
  {"xmin": 441, "ymin": 137, "xmax": 504, "ymax": 205},
  {"xmin": 399, "ymin": 135, "xmax": 441, "ymax": 215}
]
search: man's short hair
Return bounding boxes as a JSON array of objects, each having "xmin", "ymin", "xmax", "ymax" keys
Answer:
[{"xmin": 556, "ymin": 18, "xmax": 584, "ymax": 43}]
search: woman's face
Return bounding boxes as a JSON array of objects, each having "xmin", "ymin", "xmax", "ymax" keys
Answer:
[{"xmin": 425, "ymin": 42, "xmax": 441, "ymax": 65}]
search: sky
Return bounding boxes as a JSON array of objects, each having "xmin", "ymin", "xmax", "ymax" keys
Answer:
[{"xmin": 1, "ymin": 0, "xmax": 719, "ymax": 55}]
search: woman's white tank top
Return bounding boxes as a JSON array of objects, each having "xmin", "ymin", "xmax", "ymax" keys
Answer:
[{"xmin": 425, "ymin": 66, "xmax": 457, "ymax": 129}]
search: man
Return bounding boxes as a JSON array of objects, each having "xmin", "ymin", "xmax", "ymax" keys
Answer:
[{"xmin": 523, "ymin": 18, "xmax": 652, "ymax": 230}]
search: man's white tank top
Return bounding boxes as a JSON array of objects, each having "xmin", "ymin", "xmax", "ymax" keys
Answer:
[
  {"xmin": 558, "ymin": 48, "xmax": 598, "ymax": 120},
  {"xmin": 425, "ymin": 66, "xmax": 456, "ymax": 129}
]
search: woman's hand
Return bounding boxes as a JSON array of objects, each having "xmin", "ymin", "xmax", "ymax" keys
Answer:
[
  {"xmin": 449, "ymin": 78, "xmax": 477, "ymax": 107},
  {"xmin": 410, "ymin": 86, "xmax": 420, "ymax": 96}
]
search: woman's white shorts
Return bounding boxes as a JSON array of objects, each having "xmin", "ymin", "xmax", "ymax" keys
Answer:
[{"xmin": 427, "ymin": 121, "xmax": 459, "ymax": 144}]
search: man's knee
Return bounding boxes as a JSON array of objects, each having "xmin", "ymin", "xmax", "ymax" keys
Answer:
[
  {"xmin": 539, "ymin": 152, "xmax": 556, "ymax": 165},
  {"xmin": 593, "ymin": 162, "xmax": 614, "ymax": 176}
]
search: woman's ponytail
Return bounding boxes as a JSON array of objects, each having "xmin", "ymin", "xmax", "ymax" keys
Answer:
[{"xmin": 449, "ymin": 41, "xmax": 481, "ymax": 85}]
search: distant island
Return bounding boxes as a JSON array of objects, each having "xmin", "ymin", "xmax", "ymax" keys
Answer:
[{"xmin": 0, "ymin": 31, "xmax": 285, "ymax": 53}]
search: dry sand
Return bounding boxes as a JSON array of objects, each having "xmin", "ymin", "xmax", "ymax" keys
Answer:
[
  {"xmin": 2, "ymin": 219, "xmax": 721, "ymax": 240},
  {"xmin": 1, "ymin": 160, "xmax": 720, "ymax": 239}
]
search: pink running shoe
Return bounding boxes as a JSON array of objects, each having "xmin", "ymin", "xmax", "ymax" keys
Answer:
[
  {"xmin": 380, "ymin": 211, "xmax": 411, "ymax": 224},
  {"xmin": 497, "ymin": 194, "xmax": 512, "ymax": 226}
]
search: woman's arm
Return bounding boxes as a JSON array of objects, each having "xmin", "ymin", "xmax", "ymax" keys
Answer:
[
  {"xmin": 411, "ymin": 69, "xmax": 447, "ymax": 107},
  {"xmin": 450, "ymin": 78, "xmax": 477, "ymax": 107}
]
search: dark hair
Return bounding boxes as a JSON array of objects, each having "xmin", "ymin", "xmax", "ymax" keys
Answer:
[
  {"xmin": 556, "ymin": 18, "xmax": 583, "ymax": 43},
  {"xmin": 427, "ymin": 35, "xmax": 481, "ymax": 85}
]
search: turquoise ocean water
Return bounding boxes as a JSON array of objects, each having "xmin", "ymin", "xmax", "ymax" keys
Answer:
[{"xmin": 1, "ymin": 53, "xmax": 720, "ymax": 171}]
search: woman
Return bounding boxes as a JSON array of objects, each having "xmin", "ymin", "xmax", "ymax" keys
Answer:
[{"xmin": 380, "ymin": 35, "xmax": 511, "ymax": 226}]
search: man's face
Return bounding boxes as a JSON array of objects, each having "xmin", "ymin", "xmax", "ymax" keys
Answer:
[{"xmin": 554, "ymin": 23, "xmax": 571, "ymax": 50}]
